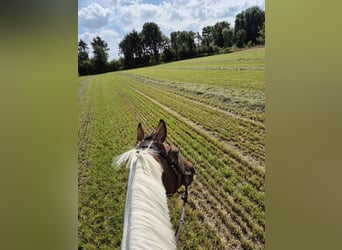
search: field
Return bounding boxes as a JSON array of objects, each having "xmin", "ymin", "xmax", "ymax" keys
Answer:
[{"xmin": 78, "ymin": 47, "xmax": 265, "ymax": 249}]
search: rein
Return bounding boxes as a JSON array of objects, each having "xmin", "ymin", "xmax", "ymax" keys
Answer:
[{"xmin": 174, "ymin": 179, "xmax": 190, "ymax": 242}]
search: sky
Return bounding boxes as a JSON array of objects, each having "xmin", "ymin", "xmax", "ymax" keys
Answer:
[{"xmin": 78, "ymin": 0, "xmax": 265, "ymax": 60}]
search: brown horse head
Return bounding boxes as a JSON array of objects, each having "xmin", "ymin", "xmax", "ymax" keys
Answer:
[{"xmin": 136, "ymin": 119, "xmax": 195, "ymax": 195}]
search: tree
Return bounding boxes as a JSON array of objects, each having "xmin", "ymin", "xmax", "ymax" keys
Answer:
[
  {"xmin": 91, "ymin": 36, "xmax": 109, "ymax": 73},
  {"xmin": 170, "ymin": 31, "xmax": 179, "ymax": 59},
  {"xmin": 171, "ymin": 31, "xmax": 196, "ymax": 59},
  {"xmin": 234, "ymin": 29, "xmax": 247, "ymax": 47},
  {"xmin": 78, "ymin": 39, "xmax": 89, "ymax": 62},
  {"xmin": 119, "ymin": 30, "xmax": 147, "ymax": 68},
  {"xmin": 213, "ymin": 21, "xmax": 231, "ymax": 47},
  {"xmin": 201, "ymin": 25, "xmax": 214, "ymax": 47},
  {"xmin": 244, "ymin": 6, "xmax": 265, "ymax": 44},
  {"xmin": 160, "ymin": 35, "xmax": 174, "ymax": 62},
  {"xmin": 108, "ymin": 59, "xmax": 122, "ymax": 71},
  {"xmin": 128, "ymin": 30, "xmax": 144, "ymax": 60},
  {"xmin": 222, "ymin": 28, "xmax": 234, "ymax": 48},
  {"xmin": 78, "ymin": 39, "xmax": 90, "ymax": 75},
  {"xmin": 234, "ymin": 6, "xmax": 265, "ymax": 47},
  {"xmin": 256, "ymin": 22, "xmax": 265, "ymax": 45},
  {"xmin": 114, "ymin": 6, "xmax": 265, "ymax": 69},
  {"xmin": 141, "ymin": 22, "xmax": 163, "ymax": 63},
  {"xmin": 185, "ymin": 31, "xmax": 196, "ymax": 57}
]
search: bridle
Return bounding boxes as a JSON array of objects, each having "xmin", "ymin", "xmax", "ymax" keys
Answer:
[
  {"xmin": 136, "ymin": 138, "xmax": 195, "ymax": 241},
  {"xmin": 136, "ymin": 138, "xmax": 194, "ymax": 195}
]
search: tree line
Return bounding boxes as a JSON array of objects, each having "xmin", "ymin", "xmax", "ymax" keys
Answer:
[{"xmin": 78, "ymin": 6, "xmax": 264, "ymax": 76}]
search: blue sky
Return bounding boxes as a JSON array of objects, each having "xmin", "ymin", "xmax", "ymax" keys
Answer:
[{"xmin": 78, "ymin": 0, "xmax": 265, "ymax": 60}]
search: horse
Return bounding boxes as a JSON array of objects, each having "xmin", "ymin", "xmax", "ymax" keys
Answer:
[{"xmin": 113, "ymin": 119, "xmax": 195, "ymax": 250}]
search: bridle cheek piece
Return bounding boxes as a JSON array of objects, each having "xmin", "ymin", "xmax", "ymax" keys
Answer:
[{"xmin": 160, "ymin": 145, "xmax": 195, "ymax": 192}]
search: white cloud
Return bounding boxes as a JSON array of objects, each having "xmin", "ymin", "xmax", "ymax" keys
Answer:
[
  {"xmin": 79, "ymin": 0, "xmax": 116, "ymax": 9},
  {"xmin": 114, "ymin": 3, "xmax": 162, "ymax": 32},
  {"xmin": 112, "ymin": 0, "xmax": 264, "ymax": 35},
  {"xmin": 79, "ymin": 3, "xmax": 111, "ymax": 30},
  {"xmin": 78, "ymin": 0, "xmax": 265, "ymax": 60}
]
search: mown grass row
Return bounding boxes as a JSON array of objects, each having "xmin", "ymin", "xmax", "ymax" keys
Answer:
[
  {"xmin": 129, "ymin": 66, "xmax": 264, "ymax": 91},
  {"xmin": 113, "ymin": 77, "xmax": 265, "ymax": 248},
  {"xmin": 123, "ymin": 72, "xmax": 264, "ymax": 123}
]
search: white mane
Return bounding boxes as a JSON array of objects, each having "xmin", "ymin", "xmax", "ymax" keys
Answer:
[{"xmin": 113, "ymin": 148, "xmax": 176, "ymax": 250}]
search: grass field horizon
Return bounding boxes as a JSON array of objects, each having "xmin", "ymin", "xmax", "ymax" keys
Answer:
[{"xmin": 78, "ymin": 47, "xmax": 265, "ymax": 249}]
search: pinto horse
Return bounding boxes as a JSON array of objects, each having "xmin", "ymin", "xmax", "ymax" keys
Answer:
[{"xmin": 114, "ymin": 119, "xmax": 195, "ymax": 250}]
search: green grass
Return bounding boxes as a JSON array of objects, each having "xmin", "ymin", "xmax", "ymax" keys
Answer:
[
  {"xmin": 78, "ymin": 47, "xmax": 265, "ymax": 249},
  {"xmin": 119, "ymin": 48, "xmax": 265, "ymax": 123}
]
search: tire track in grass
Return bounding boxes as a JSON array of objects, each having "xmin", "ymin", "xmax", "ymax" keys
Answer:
[
  {"xmin": 79, "ymin": 78, "xmax": 101, "ymax": 248},
  {"xmin": 78, "ymin": 76, "xmax": 96, "ymax": 187},
  {"xmin": 78, "ymin": 76, "xmax": 94, "ymax": 106}
]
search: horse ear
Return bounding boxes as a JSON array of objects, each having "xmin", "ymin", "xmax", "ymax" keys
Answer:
[
  {"xmin": 153, "ymin": 119, "xmax": 167, "ymax": 142},
  {"xmin": 137, "ymin": 123, "xmax": 144, "ymax": 143}
]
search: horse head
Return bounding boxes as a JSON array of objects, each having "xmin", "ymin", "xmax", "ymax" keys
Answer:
[{"xmin": 136, "ymin": 119, "xmax": 195, "ymax": 195}]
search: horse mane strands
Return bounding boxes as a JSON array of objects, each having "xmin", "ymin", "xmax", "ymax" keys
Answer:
[{"xmin": 113, "ymin": 149, "xmax": 176, "ymax": 250}]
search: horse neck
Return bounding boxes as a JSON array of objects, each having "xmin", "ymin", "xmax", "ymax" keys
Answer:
[{"xmin": 121, "ymin": 150, "xmax": 176, "ymax": 250}]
